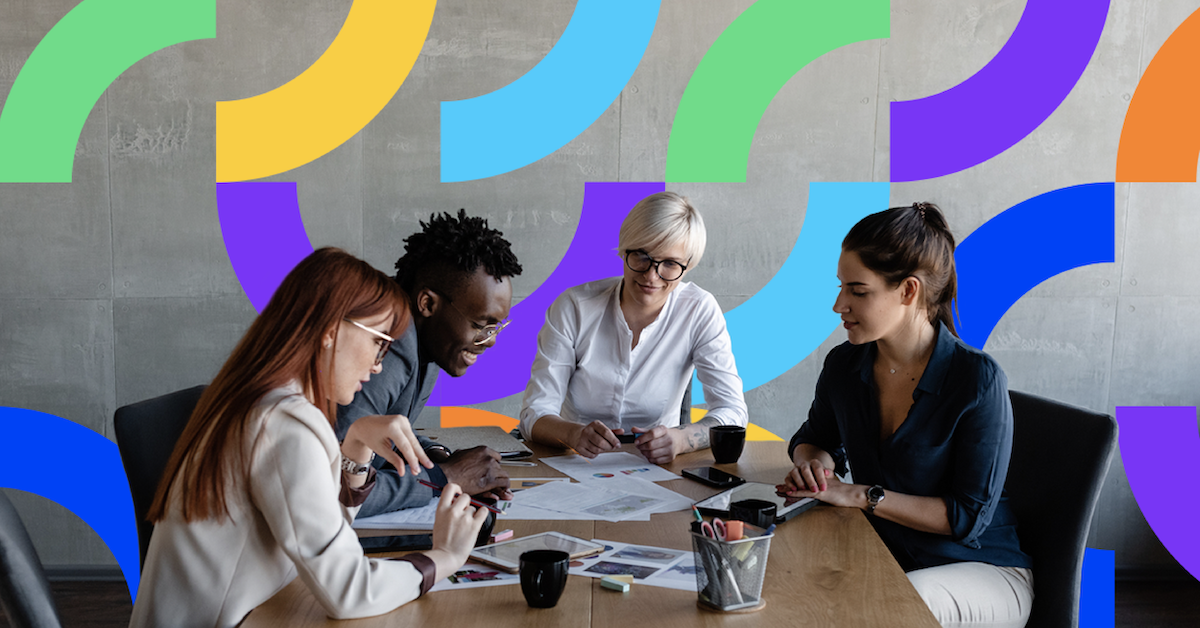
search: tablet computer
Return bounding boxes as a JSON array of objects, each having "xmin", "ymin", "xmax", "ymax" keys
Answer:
[
  {"xmin": 693, "ymin": 482, "xmax": 817, "ymax": 523},
  {"xmin": 469, "ymin": 531, "xmax": 605, "ymax": 573}
]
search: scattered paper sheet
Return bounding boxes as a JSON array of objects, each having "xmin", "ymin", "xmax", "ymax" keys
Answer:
[
  {"xmin": 570, "ymin": 539, "xmax": 697, "ymax": 591},
  {"xmin": 428, "ymin": 562, "xmax": 520, "ymax": 592},
  {"xmin": 504, "ymin": 479, "xmax": 664, "ymax": 522},
  {"xmin": 540, "ymin": 451, "xmax": 680, "ymax": 483},
  {"xmin": 352, "ymin": 497, "xmax": 438, "ymax": 530},
  {"xmin": 585, "ymin": 474, "xmax": 693, "ymax": 514}
]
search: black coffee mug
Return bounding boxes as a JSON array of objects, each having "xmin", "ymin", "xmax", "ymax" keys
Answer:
[
  {"xmin": 710, "ymin": 425, "xmax": 746, "ymax": 464},
  {"xmin": 520, "ymin": 549, "xmax": 569, "ymax": 608},
  {"xmin": 730, "ymin": 498, "xmax": 778, "ymax": 529}
]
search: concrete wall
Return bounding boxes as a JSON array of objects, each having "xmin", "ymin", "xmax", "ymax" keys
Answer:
[{"xmin": 0, "ymin": 0, "xmax": 1195, "ymax": 578}]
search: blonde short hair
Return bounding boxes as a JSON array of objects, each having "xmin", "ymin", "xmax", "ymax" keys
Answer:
[{"xmin": 617, "ymin": 192, "xmax": 707, "ymax": 268}]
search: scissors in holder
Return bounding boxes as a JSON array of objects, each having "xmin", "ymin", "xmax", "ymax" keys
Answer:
[{"xmin": 700, "ymin": 517, "xmax": 744, "ymax": 542}]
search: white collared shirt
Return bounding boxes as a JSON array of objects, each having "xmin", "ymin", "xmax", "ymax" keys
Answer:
[{"xmin": 520, "ymin": 277, "xmax": 747, "ymax": 438}]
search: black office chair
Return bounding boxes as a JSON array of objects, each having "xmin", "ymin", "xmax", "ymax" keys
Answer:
[
  {"xmin": 1006, "ymin": 390, "xmax": 1117, "ymax": 628},
  {"xmin": 113, "ymin": 385, "xmax": 206, "ymax": 569},
  {"xmin": 0, "ymin": 491, "xmax": 63, "ymax": 628}
]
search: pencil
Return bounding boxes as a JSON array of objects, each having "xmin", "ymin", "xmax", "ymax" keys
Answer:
[{"xmin": 418, "ymin": 479, "xmax": 505, "ymax": 514}]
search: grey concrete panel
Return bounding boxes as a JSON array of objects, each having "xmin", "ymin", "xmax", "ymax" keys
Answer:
[
  {"xmin": 985, "ymin": 296, "xmax": 1116, "ymax": 412},
  {"xmin": 1120, "ymin": 183, "xmax": 1200, "ymax": 297},
  {"xmin": 0, "ymin": 488, "xmax": 116, "ymax": 567},
  {"xmin": 1108, "ymin": 295, "xmax": 1200, "ymax": 408},
  {"xmin": 113, "ymin": 296, "xmax": 255, "ymax": 408},
  {"xmin": 106, "ymin": 44, "xmax": 233, "ymax": 299},
  {"xmin": 0, "ymin": 298, "xmax": 114, "ymax": 436},
  {"xmin": 0, "ymin": 1, "xmax": 111, "ymax": 299}
]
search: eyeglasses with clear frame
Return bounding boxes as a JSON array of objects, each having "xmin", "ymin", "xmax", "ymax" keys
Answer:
[
  {"xmin": 344, "ymin": 318, "xmax": 395, "ymax": 365},
  {"xmin": 429, "ymin": 289, "xmax": 512, "ymax": 346},
  {"xmin": 624, "ymin": 249, "xmax": 689, "ymax": 281}
]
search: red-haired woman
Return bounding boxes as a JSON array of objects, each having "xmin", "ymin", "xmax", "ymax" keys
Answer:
[{"xmin": 130, "ymin": 248, "xmax": 488, "ymax": 627}]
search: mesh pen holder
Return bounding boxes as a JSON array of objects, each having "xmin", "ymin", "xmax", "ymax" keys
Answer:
[{"xmin": 690, "ymin": 525, "xmax": 773, "ymax": 612}]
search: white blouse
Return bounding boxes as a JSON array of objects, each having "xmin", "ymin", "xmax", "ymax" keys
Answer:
[
  {"xmin": 130, "ymin": 384, "xmax": 425, "ymax": 628},
  {"xmin": 520, "ymin": 277, "xmax": 747, "ymax": 438}
]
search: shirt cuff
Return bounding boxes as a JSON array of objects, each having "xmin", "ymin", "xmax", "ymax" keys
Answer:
[
  {"xmin": 394, "ymin": 553, "xmax": 438, "ymax": 596},
  {"xmin": 339, "ymin": 466, "xmax": 377, "ymax": 507}
]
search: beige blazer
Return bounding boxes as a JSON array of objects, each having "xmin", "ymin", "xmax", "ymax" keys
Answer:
[{"xmin": 130, "ymin": 384, "xmax": 424, "ymax": 628}]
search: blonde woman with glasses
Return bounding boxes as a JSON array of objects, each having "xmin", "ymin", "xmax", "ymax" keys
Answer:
[{"xmin": 520, "ymin": 192, "xmax": 748, "ymax": 464}]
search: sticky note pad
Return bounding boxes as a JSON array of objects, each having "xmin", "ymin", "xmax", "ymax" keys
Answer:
[
  {"xmin": 606, "ymin": 574, "xmax": 634, "ymax": 584},
  {"xmin": 601, "ymin": 576, "xmax": 631, "ymax": 592}
]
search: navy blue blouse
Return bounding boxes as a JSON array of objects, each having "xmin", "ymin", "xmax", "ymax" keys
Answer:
[{"xmin": 788, "ymin": 322, "xmax": 1032, "ymax": 572}]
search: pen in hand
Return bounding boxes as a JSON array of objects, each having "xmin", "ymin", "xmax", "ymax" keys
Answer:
[{"xmin": 418, "ymin": 479, "xmax": 505, "ymax": 515}]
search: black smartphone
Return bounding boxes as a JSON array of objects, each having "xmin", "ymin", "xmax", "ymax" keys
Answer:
[
  {"xmin": 616, "ymin": 433, "xmax": 638, "ymax": 444},
  {"xmin": 682, "ymin": 466, "xmax": 746, "ymax": 489}
]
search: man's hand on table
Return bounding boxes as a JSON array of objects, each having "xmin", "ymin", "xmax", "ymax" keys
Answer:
[{"xmin": 439, "ymin": 446, "xmax": 515, "ymax": 500}]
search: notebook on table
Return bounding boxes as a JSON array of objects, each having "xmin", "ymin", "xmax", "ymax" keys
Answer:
[{"xmin": 414, "ymin": 425, "xmax": 533, "ymax": 459}]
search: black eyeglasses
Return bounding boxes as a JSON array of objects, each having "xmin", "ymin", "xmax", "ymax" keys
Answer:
[
  {"xmin": 429, "ymin": 289, "xmax": 512, "ymax": 346},
  {"xmin": 344, "ymin": 319, "xmax": 394, "ymax": 365},
  {"xmin": 624, "ymin": 249, "xmax": 688, "ymax": 281}
]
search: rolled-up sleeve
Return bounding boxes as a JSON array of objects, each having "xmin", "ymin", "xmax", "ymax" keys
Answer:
[
  {"xmin": 943, "ymin": 367, "xmax": 1013, "ymax": 548},
  {"xmin": 690, "ymin": 294, "xmax": 746, "ymax": 427},
  {"xmin": 519, "ymin": 292, "xmax": 579, "ymax": 439}
]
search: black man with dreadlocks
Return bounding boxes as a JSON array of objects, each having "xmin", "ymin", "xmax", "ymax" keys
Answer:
[{"xmin": 336, "ymin": 210, "xmax": 523, "ymax": 518}]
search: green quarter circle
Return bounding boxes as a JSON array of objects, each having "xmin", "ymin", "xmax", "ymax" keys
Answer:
[
  {"xmin": 666, "ymin": 0, "xmax": 889, "ymax": 183},
  {"xmin": 0, "ymin": 0, "xmax": 215, "ymax": 183}
]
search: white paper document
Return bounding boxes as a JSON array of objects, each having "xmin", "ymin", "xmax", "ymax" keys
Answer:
[
  {"xmin": 352, "ymin": 497, "xmax": 438, "ymax": 530},
  {"xmin": 569, "ymin": 539, "xmax": 698, "ymax": 591},
  {"xmin": 428, "ymin": 561, "xmax": 520, "ymax": 592},
  {"xmin": 501, "ymin": 477, "xmax": 688, "ymax": 522},
  {"xmin": 539, "ymin": 451, "xmax": 680, "ymax": 482}
]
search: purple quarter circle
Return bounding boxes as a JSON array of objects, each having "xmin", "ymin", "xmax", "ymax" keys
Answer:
[
  {"xmin": 216, "ymin": 182, "xmax": 315, "ymax": 312},
  {"xmin": 890, "ymin": 0, "xmax": 1108, "ymax": 182},
  {"xmin": 428, "ymin": 181, "xmax": 665, "ymax": 406},
  {"xmin": 1117, "ymin": 406, "xmax": 1200, "ymax": 582}
]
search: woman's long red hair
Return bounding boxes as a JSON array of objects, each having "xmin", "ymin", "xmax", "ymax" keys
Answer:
[{"xmin": 148, "ymin": 248, "xmax": 409, "ymax": 523}]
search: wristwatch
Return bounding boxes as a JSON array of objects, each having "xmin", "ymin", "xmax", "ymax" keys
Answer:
[
  {"xmin": 340, "ymin": 452, "xmax": 375, "ymax": 476},
  {"xmin": 866, "ymin": 485, "xmax": 886, "ymax": 514},
  {"xmin": 426, "ymin": 444, "xmax": 452, "ymax": 460}
]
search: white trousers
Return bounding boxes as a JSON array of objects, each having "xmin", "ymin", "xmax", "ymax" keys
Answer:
[{"xmin": 907, "ymin": 562, "xmax": 1034, "ymax": 628}]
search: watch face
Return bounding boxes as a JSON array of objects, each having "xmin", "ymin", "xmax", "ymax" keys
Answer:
[{"xmin": 867, "ymin": 486, "xmax": 885, "ymax": 502}]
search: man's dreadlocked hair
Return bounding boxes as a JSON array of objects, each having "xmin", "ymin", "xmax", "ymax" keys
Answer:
[{"xmin": 394, "ymin": 209, "xmax": 522, "ymax": 296}]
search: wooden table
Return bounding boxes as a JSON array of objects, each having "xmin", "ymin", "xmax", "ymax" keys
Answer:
[{"xmin": 243, "ymin": 442, "xmax": 939, "ymax": 627}]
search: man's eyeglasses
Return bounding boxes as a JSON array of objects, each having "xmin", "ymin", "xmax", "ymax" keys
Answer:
[
  {"xmin": 624, "ymin": 249, "xmax": 688, "ymax": 281},
  {"xmin": 429, "ymin": 289, "xmax": 512, "ymax": 346},
  {"xmin": 344, "ymin": 318, "xmax": 395, "ymax": 365}
]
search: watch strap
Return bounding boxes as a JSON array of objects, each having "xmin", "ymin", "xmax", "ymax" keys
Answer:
[{"xmin": 340, "ymin": 451, "xmax": 375, "ymax": 475}]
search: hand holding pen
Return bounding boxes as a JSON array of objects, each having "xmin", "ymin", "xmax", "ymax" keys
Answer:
[{"xmin": 418, "ymin": 479, "xmax": 505, "ymax": 514}]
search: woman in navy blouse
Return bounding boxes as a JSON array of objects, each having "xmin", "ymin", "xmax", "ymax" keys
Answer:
[{"xmin": 780, "ymin": 204, "xmax": 1033, "ymax": 628}]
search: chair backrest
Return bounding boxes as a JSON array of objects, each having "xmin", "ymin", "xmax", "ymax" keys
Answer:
[
  {"xmin": 1005, "ymin": 390, "xmax": 1117, "ymax": 628},
  {"xmin": 680, "ymin": 376, "xmax": 693, "ymax": 425},
  {"xmin": 0, "ymin": 491, "xmax": 62, "ymax": 628},
  {"xmin": 113, "ymin": 385, "xmax": 206, "ymax": 569}
]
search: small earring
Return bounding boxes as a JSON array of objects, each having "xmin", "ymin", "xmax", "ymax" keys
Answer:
[{"xmin": 324, "ymin": 341, "xmax": 332, "ymax": 349}]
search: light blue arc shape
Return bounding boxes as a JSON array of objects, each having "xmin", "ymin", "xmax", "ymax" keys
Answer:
[
  {"xmin": 694, "ymin": 182, "xmax": 888, "ymax": 404},
  {"xmin": 440, "ymin": 0, "xmax": 660, "ymax": 182},
  {"xmin": 0, "ymin": 407, "xmax": 140, "ymax": 602}
]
